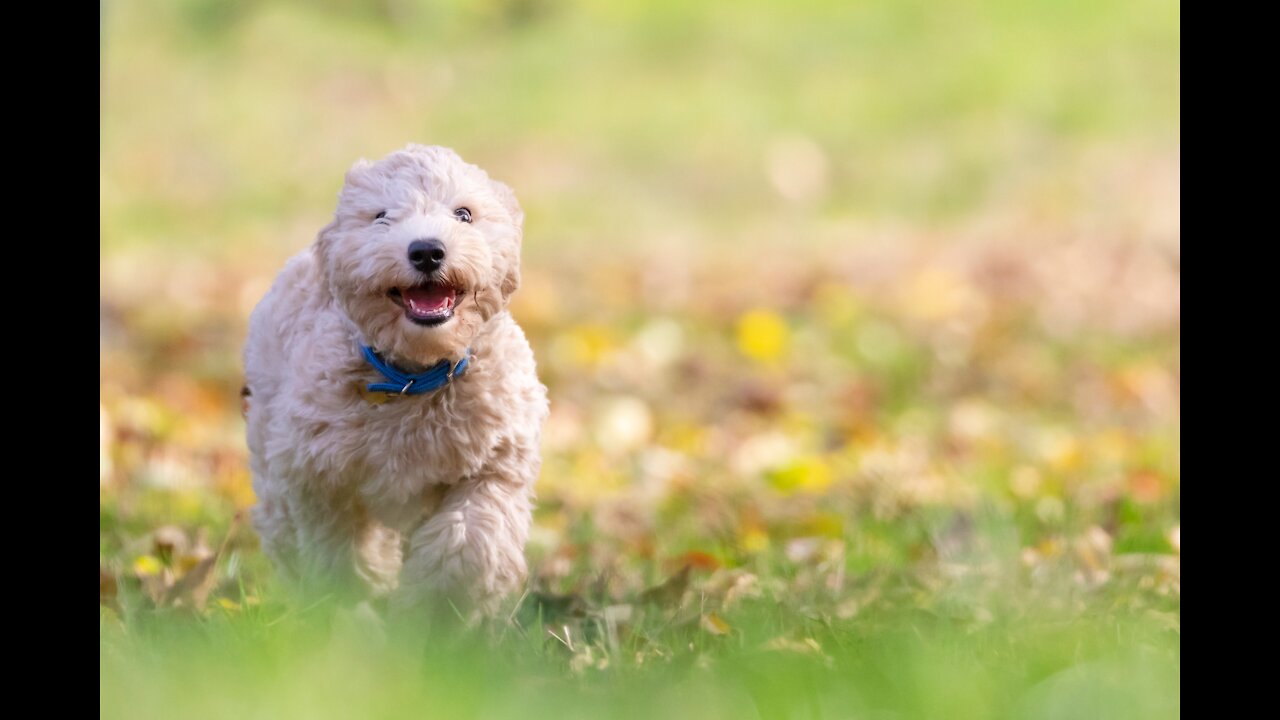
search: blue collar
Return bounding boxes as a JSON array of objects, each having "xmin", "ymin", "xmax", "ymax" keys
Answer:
[{"xmin": 360, "ymin": 345, "xmax": 470, "ymax": 396}]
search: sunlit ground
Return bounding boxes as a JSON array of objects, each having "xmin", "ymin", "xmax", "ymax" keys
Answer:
[{"xmin": 100, "ymin": 1, "xmax": 1179, "ymax": 717}]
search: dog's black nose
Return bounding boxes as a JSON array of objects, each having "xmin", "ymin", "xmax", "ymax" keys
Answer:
[{"xmin": 407, "ymin": 239, "xmax": 446, "ymax": 273}]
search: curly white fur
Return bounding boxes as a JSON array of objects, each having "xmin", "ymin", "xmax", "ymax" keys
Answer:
[{"xmin": 243, "ymin": 145, "xmax": 548, "ymax": 619}]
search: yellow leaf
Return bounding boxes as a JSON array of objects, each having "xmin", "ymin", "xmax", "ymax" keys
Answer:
[
  {"xmin": 700, "ymin": 613, "xmax": 732, "ymax": 636},
  {"xmin": 761, "ymin": 637, "xmax": 832, "ymax": 666},
  {"xmin": 132, "ymin": 555, "xmax": 163, "ymax": 577},
  {"xmin": 801, "ymin": 512, "xmax": 844, "ymax": 538},
  {"xmin": 1036, "ymin": 428, "xmax": 1083, "ymax": 474},
  {"xmin": 736, "ymin": 309, "xmax": 789, "ymax": 362},
  {"xmin": 740, "ymin": 528, "xmax": 770, "ymax": 553},
  {"xmin": 767, "ymin": 456, "xmax": 833, "ymax": 495},
  {"xmin": 553, "ymin": 324, "xmax": 617, "ymax": 367}
]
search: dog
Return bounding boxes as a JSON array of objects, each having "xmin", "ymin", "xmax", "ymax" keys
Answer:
[{"xmin": 243, "ymin": 144, "xmax": 548, "ymax": 621}]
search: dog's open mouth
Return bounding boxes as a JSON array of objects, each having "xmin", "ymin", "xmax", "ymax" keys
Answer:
[{"xmin": 387, "ymin": 282, "xmax": 460, "ymax": 326}]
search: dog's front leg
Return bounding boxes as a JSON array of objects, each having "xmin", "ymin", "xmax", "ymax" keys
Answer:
[
  {"xmin": 393, "ymin": 468, "xmax": 534, "ymax": 623},
  {"xmin": 288, "ymin": 485, "xmax": 402, "ymax": 602}
]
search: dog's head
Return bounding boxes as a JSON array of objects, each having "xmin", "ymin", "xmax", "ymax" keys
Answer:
[{"xmin": 314, "ymin": 144, "xmax": 523, "ymax": 366}]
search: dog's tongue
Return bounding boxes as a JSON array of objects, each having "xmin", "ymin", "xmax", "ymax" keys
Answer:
[{"xmin": 404, "ymin": 284, "xmax": 456, "ymax": 316}]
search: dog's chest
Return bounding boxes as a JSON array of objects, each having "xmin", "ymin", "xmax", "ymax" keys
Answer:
[
  {"xmin": 294, "ymin": 380, "xmax": 502, "ymax": 494},
  {"xmin": 371, "ymin": 394, "xmax": 494, "ymax": 475}
]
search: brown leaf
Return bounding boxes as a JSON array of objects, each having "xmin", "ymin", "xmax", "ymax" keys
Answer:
[
  {"xmin": 710, "ymin": 569, "xmax": 760, "ymax": 610},
  {"xmin": 520, "ymin": 591, "xmax": 588, "ymax": 625},
  {"xmin": 672, "ymin": 551, "xmax": 721, "ymax": 571},
  {"xmin": 138, "ymin": 572, "xmax": 172, "ymax": 604},
  {"xmin": 163, "ymin": 556, "xmax": 219, "ymax": 611},
  {"xmin": 152, "ymin": 525, "xmax": 188, "ymax": 566},
  {"xmin": 161, "ymin": 514, "xmax": 240, "ymax": 612},
  {"xmin": 638, "ymin": 564, "xmax": 691, "ymax": 608},
  {"xmin": 735, "ymin": 381, "xmax": 783, "ymax": 415},
  {"xmin": 100, "ymin": 567, "xmax": 118, "ymax": 606}
]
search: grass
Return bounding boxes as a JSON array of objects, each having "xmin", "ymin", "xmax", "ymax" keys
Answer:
[
  {"xmin": 102, "ymin": 597, "xmax": 1177, "ymax": 720},
  {"xmin": 101, "ymin": 1, "xmax": 1179, "ymax": 717},
  {"xmin": 103, "ymin": 490, "xmax": 1179, "ymax": 719}
]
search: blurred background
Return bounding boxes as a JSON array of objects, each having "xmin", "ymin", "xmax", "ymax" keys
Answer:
[{"xmin": 101, "ymin": 1, "xmax": 1178, "ymax": 712}]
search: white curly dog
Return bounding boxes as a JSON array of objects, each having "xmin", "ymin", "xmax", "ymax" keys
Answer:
[{"xmin": 244, "ymin": 144, "xmax": 548, "ymax": 620}]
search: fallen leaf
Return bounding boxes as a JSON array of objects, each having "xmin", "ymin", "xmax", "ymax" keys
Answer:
[
  {"xmin": 736, "ymin": 309, "xmax": 789, "ymax": 362},
  {"xmin": 761, "ymin": 637, "xmax": 832, "ymax": 666},
  {"xmin": 672, "ymin": 551, "xmax": 721, "ymax": 571},
  {"xmin": 700, "ymin": 612, "xmax": 731, "ymax": 635},
  {"xmin": 162, "ymin": 556, "xmax": 218, "ymax": 610},
  {"xmin": 152, "ymin": 525, "xmax": 188, "ymax": 565},
  {"xmin": 161, "ymin": 514, "xmax": 240, "ymax": 612},
  {"xmin": 100, "ymin": 567, "xmax": 118, "ymax": 605},
  {"xmin": 639, "ymin": 565, "xmax": 691, "ymax": 608},
  {"xmin": 767, "ymin": 456, "xmax": 833, "ymax": 495},
  {"xmin": 739, "ymin": 526, "xmax": 770, "ymax": 554},
  {"xmin": 132, "ymin": 555, "xmax": 164, "ymax": 577},
  {"xmin": 521, "ymin": 591, "xmax": 588, "ymax": 626},
  {"xmin": 722, "ymin": 572, "xmax": 760, "ymax": 609}
]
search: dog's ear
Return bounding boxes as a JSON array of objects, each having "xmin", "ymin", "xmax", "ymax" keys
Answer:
[
  {"xmin": 500, "ymin": 252, "xmax": 521, "ymax": 303},
  {"xmin": 490, "ymin": 178, "xmax": 524, "ymax": 229},
  {"xmin": 489, "ymin": 177, "xmax": 523, "ymax": 305},
  {"xmin": 310, "ymin": 219, "xmax": 340, "ymax": 298},
  {"xmin": 312, "ymin": 219, "xmax": 338, "ymax": 252}
]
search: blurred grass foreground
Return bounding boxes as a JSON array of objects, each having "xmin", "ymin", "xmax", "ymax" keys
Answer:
[{"xmin": 100, "ymin": 1, "xmax": 1179, "ymax": 718}]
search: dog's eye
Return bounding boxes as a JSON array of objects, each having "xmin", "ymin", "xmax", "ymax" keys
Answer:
[
  {"xmin": 453, "ymin": 207, "xmax": 472, "ymax": 224},
  {"xmin": 374, "ymin": 211, "xmax": 387, "ymax": 221}
]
